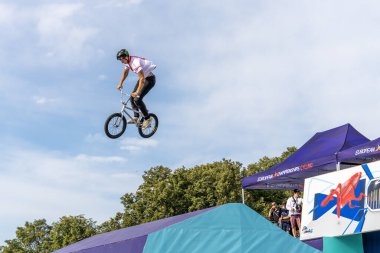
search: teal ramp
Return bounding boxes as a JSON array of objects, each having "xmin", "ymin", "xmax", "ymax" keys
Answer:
[
  {"xmin": 143, "ymin": 203, "xmax": 320, "ymax": 253},
  {"xmin": 323, "ymin": 234, "xmax": 364, "ymax": 253}
]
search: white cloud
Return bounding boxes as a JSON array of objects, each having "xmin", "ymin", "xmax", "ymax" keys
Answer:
[
  {"xmin": 32, "ymin": 96, "xmax": 60, "ymax": 105},
  {"xmin": 153, "ymin": 0, "xmax": 380, "ymax": 162},
  {"xmin": 94, "ymin": 0, "xmax": 143, "ymax": 8},
  {"xmin": 120, "ymin": 137, "xmax": 158, "ymax": 151},
  {"xmin": 0, "ymin": 3, "xmax": 98, "ymax": 68},
  {"xmin": 98, "ymin": 74, "xmax": 107, "ymax": 80},
  {"xmin": 35, "ymin": 3, "xmax": 98, "ymax": 66},
  {"xmin": 0, "ymin": 141, "xmax": 141, "ymax": 242},
  {"xmin": 85, "ymin": 133, "xmax": 109, "ymax": 143},
  {"xmin": 0, "ymin": 3, "xmax": 15, "ymax": 25},
  {"xmin": 75, "ymin": 154, "xmax": 127, "ymax": 163},
  {"xmin": 0, "ymin": 145, "xmax": 138, "ymax": 197}
]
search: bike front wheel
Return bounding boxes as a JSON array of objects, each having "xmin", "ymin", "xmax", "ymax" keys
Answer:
[
  {"xmin": 104, "ymin": 113, "xmax": 127, "ymax": 139},
  {"xmin": 138, "ymin": 113, "xmax": 158, "ymax": 138}
]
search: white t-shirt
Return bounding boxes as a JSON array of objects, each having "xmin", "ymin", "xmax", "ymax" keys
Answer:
[
  {"xmin": 124, "ymin": 56, "xmax": 156, "ymax": 77},
  {"xmin": 286, "ymin": 197, "xmax": 303, "ymax": 215}
]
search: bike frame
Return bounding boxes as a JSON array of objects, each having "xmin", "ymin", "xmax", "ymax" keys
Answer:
[{"xmin": 119, "ymin": 90, "xmax": 142, "ymax": 126}]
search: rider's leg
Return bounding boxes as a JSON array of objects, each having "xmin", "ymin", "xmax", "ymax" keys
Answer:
[
  {"xmin": 133, "ymin": 75, "xmax": 156, "ymax": 119},
  {"xmin": 131, "ymin": 81, "xmax": 140, "ymax": 118}
]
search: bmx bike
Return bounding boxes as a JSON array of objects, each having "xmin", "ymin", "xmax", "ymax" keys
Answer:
[{"xmin": 104, "ymin": 90, "xmax": 158, "ymax": 139}]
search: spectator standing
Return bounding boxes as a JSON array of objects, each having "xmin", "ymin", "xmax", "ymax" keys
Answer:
[
  {"xmin": 279, "ymin": 200, "xmax": 291, "ymax": 234},
  {"xmin": 286, "ymin": 189, "xmax": 303, "ymax": 237},
  {"xmin": 268, "ymin": 202, "xmax": 281, "ymax": 226}
]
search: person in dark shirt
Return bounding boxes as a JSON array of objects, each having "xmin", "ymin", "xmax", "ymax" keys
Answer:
[
  {"xmin": 268, "ymin": 202, "xmax": 281, "ymax": 226},
  {"xmin": 279, "ymin": 201, "xmax": 291, "ymax": 234}
]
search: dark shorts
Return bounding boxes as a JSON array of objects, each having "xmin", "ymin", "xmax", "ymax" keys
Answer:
[{"xmin": 282, "ymin": 222, "xmax": 291, "ymax": 232}]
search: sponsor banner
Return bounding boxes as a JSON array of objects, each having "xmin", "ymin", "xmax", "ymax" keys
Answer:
[
  {"xmin": 354, "ymin": 145, "xmax": 380, "ymax": 156},
  {"xmin": 301, "ymin": 160, "xmax": 380, "ymax": 240},
  {"xmin": 257, "ymin": 163, "xmax": 313, "ymax": 183}
]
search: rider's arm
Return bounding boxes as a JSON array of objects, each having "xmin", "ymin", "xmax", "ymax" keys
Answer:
[{"xmin": 117, "ymin": 68, "xmax": 129, "ymax": 90}]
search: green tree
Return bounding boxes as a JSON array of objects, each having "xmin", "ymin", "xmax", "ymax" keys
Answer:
[
  {"xmin": 120, "ymin": 166, "xmax": 178, "ymax": 226},
  {"xmin": 118, "ymin": 160, "xmax": 243, "ymax": 227},
  {"xmin": 1, "ymin": 219, "xmax": 52, "ymax": 253},
  {"xmin": 97, "ymin": 212, "xmax": 124, "ymax": 233},
  {"xmin": 2, "ymin": 147, "xmax": 298, "ymax": 251},
  {"xmin": 49, "ymin": 215, "xmax": 97, "ymax": 251},
  {"xmin": 242, "ymin": 146, "xmax": 297, "ymax": 216},
  {"xmin": 185, "ymin": 159, "xmax": 242, "ymax": 211}
]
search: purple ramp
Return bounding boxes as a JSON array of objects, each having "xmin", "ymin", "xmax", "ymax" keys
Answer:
[{"xmin": 52, "ymin": 206, "xmax": 216, "ymax": 253}]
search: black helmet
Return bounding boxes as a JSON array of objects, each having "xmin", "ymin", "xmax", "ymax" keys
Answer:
[{"xmin": 116, "ymin": 49, "xmax": 129, "ymax": 60}]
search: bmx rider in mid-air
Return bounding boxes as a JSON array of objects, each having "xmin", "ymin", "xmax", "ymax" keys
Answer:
[{"xmin": 116, "ymin": 49, "xmax": 156, "ymax": 129}]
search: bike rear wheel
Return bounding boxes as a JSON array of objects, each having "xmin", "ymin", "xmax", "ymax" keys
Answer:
[
  {"xmin": 104, "ymin": 113, "xmax": 127, "ymax": 139},
  {"xmin": 138, "ymin": 113, "xmax": 158, "ymax": 138}
]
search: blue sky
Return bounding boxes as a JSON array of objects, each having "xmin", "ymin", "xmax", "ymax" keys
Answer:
[{"xmin": 1, "ymin": 0, "xmax": 380, "ymax": 244}]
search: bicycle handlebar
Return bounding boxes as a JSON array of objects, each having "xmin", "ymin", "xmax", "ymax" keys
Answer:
[
  {"xmin": 120, "ymin": 90, "xmax": 129, "ymax": 96},
  {"xmin": 120, "ymin": 89, "xmax": 139, "ymax": 99}
]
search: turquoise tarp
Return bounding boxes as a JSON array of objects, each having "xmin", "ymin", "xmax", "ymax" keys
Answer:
[
  {"xmin": 323, "ymin": 234, "xmax": 364, "ymax": 253},
  {"xmin": 143, "ymin": 203, "xmax": 320, "ymax": 253}
]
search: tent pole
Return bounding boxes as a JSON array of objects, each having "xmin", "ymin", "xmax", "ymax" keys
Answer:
[
  {"xmin": 242, "ymin": 188, "xmax": 245, "ymax": 204},
  {"xmin": 336, "ymin": 162, "xmax": 341, "ymax": 171}
]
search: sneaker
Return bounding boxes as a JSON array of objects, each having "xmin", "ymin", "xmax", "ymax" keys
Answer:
[
  {"xmin": 142, "ymin": 117, "xmax": 152, "ymax": 129},
  {"xmin": 127, "ymin": 117, "xmax": 138, "ymax": 124}
]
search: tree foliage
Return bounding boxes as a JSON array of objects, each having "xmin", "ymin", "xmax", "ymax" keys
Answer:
[
  {"xmin": 242, "ymin": 146, "xmax": 297, "ymax": 215},
  {"xmin": 1, "ymin": 147, "xmax": 297, "ymax": 251},
  {"xmin": 1, "ymin": 219, "xmax": 51, "ymax": 253},
  {"xmin": 97, "ymin": 212, "xmax": 123, "ymax": 234},
  {"xmin": 0, "ymin": 216, "xmax": 97, "ymax": 253},
  {"xmin": 49, "ymin": 215, "xmax": 97, "ymax": 251},
  {"xmin": 118, "ymin": 160, "xmax": 242, "ymax": 227}
]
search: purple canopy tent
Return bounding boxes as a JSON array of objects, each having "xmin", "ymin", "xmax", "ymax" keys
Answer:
[
  {"xmin": 242, "ymin": 124, "xmax": 370, "ymax": 190},
  {"xmin": 338, "ymin": 137, "xmax": 380, "ymax": 164}
]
